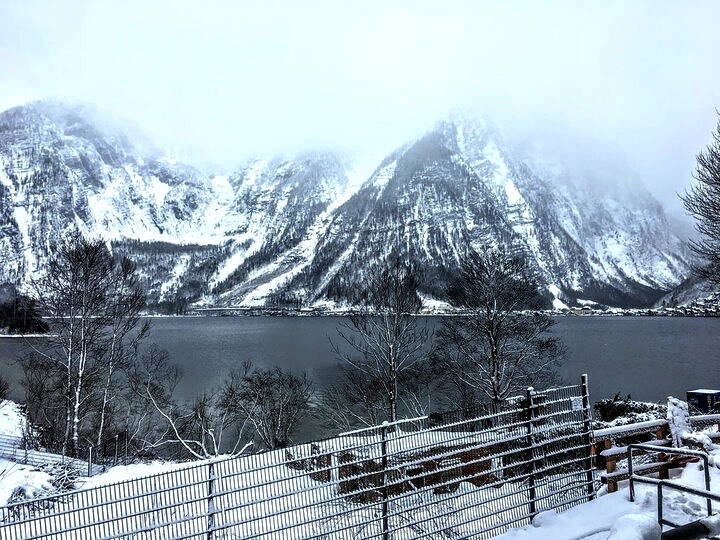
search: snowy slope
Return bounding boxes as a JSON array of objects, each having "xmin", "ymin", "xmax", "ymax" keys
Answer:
[
  {"xmin": 0, "ymin": 101, "xmax": 691, "ymax": 308},
  {"xmin": 276, "ymin": 116, "xmax": 690, "ymax": 308}
]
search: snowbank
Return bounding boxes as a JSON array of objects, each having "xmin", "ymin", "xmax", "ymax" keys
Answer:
[
  {"xmin": 496, "ymin": 490, "xmax": 653, "ymax": 540},
  {"xmin": 0, "ymin": 459, "xmax": 53, "ymax": 506},
  {"xmin": 498, "ymin": 455, "xmax": 720, "ymax": 539},
  {"xmin": 0, "ymin": 400, "xmax": 25, "ymax": 438}
]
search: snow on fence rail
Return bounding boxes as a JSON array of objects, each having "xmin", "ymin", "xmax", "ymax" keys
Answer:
[{"xmin": 0, "ymin": 377, "xmax": 596, "ymax": 540}]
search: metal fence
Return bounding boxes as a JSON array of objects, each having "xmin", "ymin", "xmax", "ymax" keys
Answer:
[
  {"xmin": 0, "ymin": 430, "xmax": 132, "ymax": 478},
  {"xmin": 0, "ymin": 376, "xmax": 596, "ymax": 539}
]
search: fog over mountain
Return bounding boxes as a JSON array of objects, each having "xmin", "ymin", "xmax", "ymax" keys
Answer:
[
  {"xmin": 1, "ymin": 1, "xmax": 719, "ymax": 309},
  {"xmin": 0, "ymin": 99, "xmax": 691, "ymax": 309},
  {"xmin": 2, "ymin": 1, "xmax": 720, "ymax": 223}
]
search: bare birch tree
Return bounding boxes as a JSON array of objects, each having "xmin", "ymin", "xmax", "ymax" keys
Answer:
[
  {"xmin": 25, "ymin": 230, "xmax": 112, "ymax": 455},
  {"xmin": 95, "ymin": 258, "xmax": 149, "ymax": 445},
  {"xmin": 22, "ymin": 230, "xmax": 149, "ymax": 455},
  {"xmin": 434, "ymin": 248, "xmax": 562, "ymax": 407},
  {"xmin": 329, "ymin": 258, "xmax": 430, "ymax": 425}
]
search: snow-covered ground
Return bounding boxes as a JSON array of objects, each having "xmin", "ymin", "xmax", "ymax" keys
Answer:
[
  {"xmin": 0, "ymin": 401, "xmax": 25, "ymax": 438},
  {"xmin": 499, "ymin": 459, "xmax": 720, "ymax": 539},
  {"xmin": 0, "ymin": 459, "xmax": 54, "ymax": 506},
  {"xmin": 2, "ymin": 398, "xmax": 720, "ymax": 538}
]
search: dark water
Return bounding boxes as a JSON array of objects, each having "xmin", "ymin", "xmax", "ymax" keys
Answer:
[{"xmin": 2, "ymin": 316, "xmax": 720, "ymax": 406}]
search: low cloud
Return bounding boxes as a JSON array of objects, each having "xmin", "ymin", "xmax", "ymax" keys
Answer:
[{"xmin": 1, "ymin": 1, "xmax": 719, "ymax": 218}]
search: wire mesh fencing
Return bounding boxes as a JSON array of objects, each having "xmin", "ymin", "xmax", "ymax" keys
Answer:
[{"xmin": 0, "ymin": 376, "xmax": 596, "ymax": 539}]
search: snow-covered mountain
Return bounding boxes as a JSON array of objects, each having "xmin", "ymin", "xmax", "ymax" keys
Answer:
[
  {"xmin": 655, "ymin": 274, "xmax": 720, "ymax": 308},
  {"xmin": 0, "ymin": 100, "xmax": 691, "ymax": 309}
]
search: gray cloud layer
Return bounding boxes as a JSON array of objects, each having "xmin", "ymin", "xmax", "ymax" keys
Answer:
[{"xmin": 2, "ymin": 1, "xmax": 719, "ymax": 219}]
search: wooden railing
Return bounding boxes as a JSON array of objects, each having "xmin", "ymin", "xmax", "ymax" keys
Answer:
[{"xmin": 593, "ymin": 415, "xmax": 720, "ymax": 492}]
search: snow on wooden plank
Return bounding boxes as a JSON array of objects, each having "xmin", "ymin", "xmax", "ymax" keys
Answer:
[
  {"xmin": 599, "ymin": 438, "xmax": 671, "ymax": 458},
  {"xmin": 594, "ymin": 419, "xmax": 667, "ymax": 439}
]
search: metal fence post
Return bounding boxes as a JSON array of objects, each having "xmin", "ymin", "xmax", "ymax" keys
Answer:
[
  {"xmin": 526, "ymin": 388, "xmax": 537, "ymax": 521},
  {"xmin": 580, "ymin": 374, "xmax": 596, "ymax": 501},
  {"xmin": 87, "ymin": 446, "xmax": 93, "ymax": 477},
  {"xmin": 207, "ymin": 457, "xmax": 217, "ymax": 540},
  {"xmin": 380, "ymin": 421, "xmax": 389, "ymax": 540}
]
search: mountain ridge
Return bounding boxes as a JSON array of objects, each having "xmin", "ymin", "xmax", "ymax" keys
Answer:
[{"xmin": 0, "ymin": 100, "xmax": 692, "ymax": 310}]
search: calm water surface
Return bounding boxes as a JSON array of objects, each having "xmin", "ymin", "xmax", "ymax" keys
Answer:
[{"xmin": 2, "ymin": 316, "xmax": 719, "ymax": 405}]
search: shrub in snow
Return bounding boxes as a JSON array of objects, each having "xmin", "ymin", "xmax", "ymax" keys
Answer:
[
  {"xmin": 594, "ymin": 393, "xmax": 665, "ymax": 426},
  {"xmin": 44, "ymin": 461, "xmax": 80, "ymax": 492}
]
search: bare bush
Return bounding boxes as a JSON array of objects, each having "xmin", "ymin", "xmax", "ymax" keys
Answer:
[{"xmin": 133, "ymin": 353, "xmax": 311, "ymax": 456}]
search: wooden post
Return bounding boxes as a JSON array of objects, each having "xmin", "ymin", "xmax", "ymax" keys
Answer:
[
  {"xmin": 526, "ymin": 388, "xmax": 537, "ymax": 521},
  {"xmin": 604, "ymin": 440, "xmax": 617, "ymax": 473},
  {"xmin": 580, "ymin": 374, "xmax": 596, "ymax": 501},
  {"xmin": 608, "ymin": 478, "xmax": 617, "ymax": 493}
]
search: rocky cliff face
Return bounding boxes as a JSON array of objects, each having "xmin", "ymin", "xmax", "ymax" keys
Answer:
[{"xmin": 0, "ymin": 100, "xmax": 691, "ymax": 309}]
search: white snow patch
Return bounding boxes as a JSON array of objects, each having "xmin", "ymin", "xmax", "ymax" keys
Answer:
[
  {"xmin": 418, "ymin": 293, "xmax": 452, "ymax": 312},
  {"xmin": 0, "ymin": 401, "xmax": 26, "ymax": 438},
  {"xmin": 547, "ymin": 284, "xmax": 568, "ymax": 310},
  {"xmin": 370, "ymin": 160, "xmax": 397, "ymax": 192},
  {"xmin": 0, "ymin": 459, "xmax": 53, "ymax": 506},
  {"xmin": 13, "ymin": 206, "xmax": 36, "ymax": 273}
]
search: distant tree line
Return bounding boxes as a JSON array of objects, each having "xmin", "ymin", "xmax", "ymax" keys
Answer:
[{"xmin": 0, "ymin": 283, "xmax": 48, "ymax": 334}]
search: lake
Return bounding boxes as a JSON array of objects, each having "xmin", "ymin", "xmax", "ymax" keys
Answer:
[{"xmin": 2, "ymin": 315, "xmax": 719, "ymax": 408}]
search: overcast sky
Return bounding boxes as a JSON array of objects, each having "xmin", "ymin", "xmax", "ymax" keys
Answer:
[{"xmin": 1, "ymin": 1, "xmax": 719, "ymax": 219}]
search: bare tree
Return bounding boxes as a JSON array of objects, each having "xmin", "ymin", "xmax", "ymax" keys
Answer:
[
  {"xmin": 24, "ymin": 231, "xmax": 112, "ymax": 455},
  {"xmin": 682, "ymin": 114, "xmax": 720, "ymax": 285},
  {"xmin": 316, "ymin": 366, "xmax": 388, "ymax": 431},
  {"xmin": 21, "ymin": 230, "xmax": 149, "ymax": 456},
  {"xmin": 133, "ymin": 354, "xmax": 310, "ymax": 456},
  {"xmin": 95, "ymin": 258, "xmax": 150, "ymax": 445},
  {"xmin": 224, "ymin": 361, "xmax": 313, "ymax": 450},
  {"xmin": 434, "ymin": 248, "xmax": 562, "ymax": 406},
  {"xmin": 125, "ymin": 346, "xmax": 185, "ymax": 455},
  {"xmin": 127, "ymin": 346, "xmax": 235, "ymax": 459},
  {"xmin": 329, "ymin": 258, "xmax": 430, "ymax": 426}
]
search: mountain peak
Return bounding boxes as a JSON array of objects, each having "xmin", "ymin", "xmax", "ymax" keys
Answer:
[{"xmin": 0, "ymin": 100, "xmax": 691, "ymax": 309}]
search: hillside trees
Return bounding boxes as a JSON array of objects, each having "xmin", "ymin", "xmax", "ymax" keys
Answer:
[
  {"xmin": 0, "ymin": 283, "xmax": 48, "ymax": 335},
  {"xmin": 682, "ymin": 114, "xmax": 720, "ymax": 285}
]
